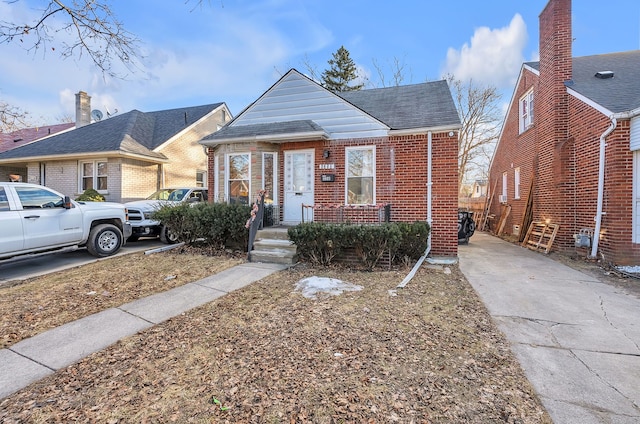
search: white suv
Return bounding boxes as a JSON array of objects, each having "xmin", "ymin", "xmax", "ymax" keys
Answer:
[{"xmin": 125, "ymin": 188, "xmax": 208, "ymax": 243}]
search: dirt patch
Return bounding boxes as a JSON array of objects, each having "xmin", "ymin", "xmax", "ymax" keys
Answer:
[{"xmin": 0, "ymin": 253, "xmax": 551, "ymax": 423}]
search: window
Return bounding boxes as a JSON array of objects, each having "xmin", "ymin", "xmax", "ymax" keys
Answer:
[
  {"xmin": 196, "ymin": 170, "xmax": 206, "ymax": 187},
  {"xmin": 262, "ymin": 152, "xmax": 277, "ymax": 204},
  {"xmin": 514, "ymin": 167, "xmax": 521, "ymax": 199},
  {"xmin": 519, "ymin": 89, "xmax": 534, "ymax": 133},
  {"xmin": 227, "ymin": 153, "xmax": 250, "ymax": 205},
  {"xmin": 15, "ymin": 186, "xmax": 65, "ymax": 209},
  {"xmin": 502, "ymin": 172, "xmax": 508, "ymax": 200},
  {"xmin": 346, "ymin": 146, "xmax": 375, "ymax": 205},
  {"xmin": 80, "ymin": 160, "xmax": 107, "ymax": 192},
  {"xmin": 0, "ymin": 187, "xmax": 9, "ymax": 211}
]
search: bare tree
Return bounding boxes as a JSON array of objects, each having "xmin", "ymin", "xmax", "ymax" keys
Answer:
[
  {"xmin": 0, "ymin": 101, "xmax": 30, "ymax": 133},
  {"xmin": 371, "ymin": 56, "xmax": 412, "ymax": 87},
  {"xmin": 447, "ymin": 76, "xmax": 502, "ymax": 195},
  {"xmin": 0, "ymin": 0, "xmax": 141, "ymax": 78}
]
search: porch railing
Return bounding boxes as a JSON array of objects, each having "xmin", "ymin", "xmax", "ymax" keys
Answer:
[
  {"xmin": 302, "ymin": 203, "xmax": 391, "ymax": 224},
  {"xmin": 246, "ymin": 191, "xmax": 265, "ymax": 260}
]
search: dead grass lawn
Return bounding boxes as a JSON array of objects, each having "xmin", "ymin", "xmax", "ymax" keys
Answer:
[{"xmin": 0, "ymin": 249, "xmax": 551, "ymax": 423}]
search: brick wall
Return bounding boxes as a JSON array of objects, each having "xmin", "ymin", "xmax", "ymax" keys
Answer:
[{"xmin": 490, "ymin": 0, "xmax": 639, "ymax": 264}]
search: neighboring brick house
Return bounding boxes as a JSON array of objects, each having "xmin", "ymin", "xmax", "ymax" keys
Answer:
[
  {"xmin": 488, "ymin": 0, "xmax": 640, "ymax": 265},
  {"xmin": 0, "ymin": 95, "xmax": 231, "ymax": 203},
  {"xmin": 200, "ymin": 69, "xmax": 461, "ymax": 257}
]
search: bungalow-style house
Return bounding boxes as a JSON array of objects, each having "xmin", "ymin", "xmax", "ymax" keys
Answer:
[
  {"xmin": 0, "ymin": 92, "xmax": 231, "ymax": 203},
  {"xmin": 488, "ymin": 0, "xmax": 640, "ymax": 265},
  {"xmin": 200, "ymin": 69, "xmax": 461, "ymax": 257}
]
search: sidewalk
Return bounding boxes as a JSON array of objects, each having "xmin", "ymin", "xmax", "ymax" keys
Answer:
[
  {"xmin": 0, "ymin": 262, "xmax": 288, "ymax": 400},
  {"xmin": 459, "ymin": 232, "xmax": 640, "ymax": 424}
]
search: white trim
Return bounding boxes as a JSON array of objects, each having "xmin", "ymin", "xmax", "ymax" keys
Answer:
[
  {"xmin": 345, "ymin": 145, "xmax": 376, "ymax": 205},
  {"xmin": 566, "ymin": 87, "xmax": 613, "ymax": 117},
  {"xmin": 262, "ymin": 152, "xmax": 278, "ymax": 204},
  {"xmin": 514, "ymin": 167, "xmax": 521, "ymax": 199},
  {"xmin": 634, "ymin": 151, "xmax": 640, "ymax": 244},
  {"xmin": 78, "ymin": 159, "xmax": 108, "ymax": 194},
  {"xmin": 502, "ymin": 171, "xmax": 508, "ymax": 199},
  {"xmin": 213, "ymin": 155, "xmax": 219, "ymax": 202},
  {"xmin": 155, "ymin": 104, "xmax": 230, "ymax": 152},
  {"xmin": 225, "ymin": 152, "xmax": 251, "ymax": 204}
]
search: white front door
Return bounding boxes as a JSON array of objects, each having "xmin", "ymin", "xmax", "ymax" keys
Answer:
[{"xmin": 284, "ymin": 150, "xmax": 314, "ymax": 223}]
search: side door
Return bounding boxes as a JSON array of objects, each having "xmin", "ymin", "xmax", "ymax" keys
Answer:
[
  {"xmin": 283, "ymin": 149, "xmax": 314, "ymax": 224},
  {"xmin": 0, "ymin": 186, "xmax": 24, "ymax": 255},
  {"xmin": 14, "ymin": 186, "xmax": 84, "ymax": 249}
]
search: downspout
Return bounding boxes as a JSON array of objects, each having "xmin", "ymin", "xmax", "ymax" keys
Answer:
[
  {"xmin": 589, "ymin": 117, "xmax": 617, "ymax": 258},
  {"xmin": 397, "ymin": 131, "xmax": 433, "ymax": 288}
]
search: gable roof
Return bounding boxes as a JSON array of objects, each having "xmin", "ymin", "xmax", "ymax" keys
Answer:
[
  {"xmin": 202, "ymin": 69, "xmax": 460, "ymax": 144},
  {"xmin": 525, "ymin": 51, "xmax": 640, "ymax": 115},
  {"xmin": 338, "ymin": 81, "xmax": 460, "ymax": 130},
  {"xmin": 0, "ymin": 103, "xmax": 224, "ymax": 163},
  {"xmin": 0, "ymin": 123, "xmax": 75, "ymax": 153}
]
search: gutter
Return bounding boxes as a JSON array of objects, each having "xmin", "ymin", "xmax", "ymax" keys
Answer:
[
  {"xmin": 590, "ymin": 107, "xmax": 640, "ymax": 259},
  {"xmin": 590, "ymin": 117, "xmax": 616, "ymax": 259},
  {"xmin": 397, "ymin": 131, "xmax": 433, "ymax": 288}
]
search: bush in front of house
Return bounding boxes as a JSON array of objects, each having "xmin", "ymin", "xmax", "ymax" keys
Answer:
[
  {"xmin": 75, "ymin": 188, "xmax": 105, "ymax": 202},
  {"xmin": 152, "ymin": 202, "xmax": 251, "ymax": 248},
  {"xmin": 288, "ymin": 221, "xmax": 430, "ymax": 269}
]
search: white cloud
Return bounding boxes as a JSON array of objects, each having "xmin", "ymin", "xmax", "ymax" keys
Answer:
[{"xmin": 442, "ymin": 13, "xmax": 528, "ymax": 89}]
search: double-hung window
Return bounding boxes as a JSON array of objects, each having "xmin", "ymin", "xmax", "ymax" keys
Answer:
[
  {"xmin": 519, "ymin": 89, "xmax": 534, "ymax": 133},
  {"xmin": 346, "ymin": 146, "xmax": 375, "ymax": 205},
  {"xmin": 80, "ymin": 160, "xmax": 108, "ymax": 192}
]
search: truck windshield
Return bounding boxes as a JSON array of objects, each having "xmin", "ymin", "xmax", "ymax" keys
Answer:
[{"xmin": 147, "ymin": 189, "xmax": 188, "ymax": 202}]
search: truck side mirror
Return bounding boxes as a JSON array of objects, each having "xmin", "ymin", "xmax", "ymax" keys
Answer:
[{"xmin": 63, "ymin": 196, "xmax": 72, "ymax": 209}]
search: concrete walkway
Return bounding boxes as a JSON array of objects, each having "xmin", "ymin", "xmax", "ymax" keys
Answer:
[
  {"xmin": 459, "ymin": 232, "xmax": 640, "ymax": 424},
  {"xmin": 0, "ymin": 262, "xmax": 288, "ymax": 400}
]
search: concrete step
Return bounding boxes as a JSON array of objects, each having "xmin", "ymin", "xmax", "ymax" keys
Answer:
[
  {"xmin": 250, "ymin": 227, "xmax": 297, "ymax": 264},
  {"xmin": 252, "ymin": 238, "xmax": 297, "ymax": 253},
  {"xmin": 249, "ymin": 249, "xmax": 298, "ymax": 265},
  {"xmin": 255, "ymin": 227, "xmax": 291, "ymax": 241}
]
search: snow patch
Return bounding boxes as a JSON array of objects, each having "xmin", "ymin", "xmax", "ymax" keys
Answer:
[
  {"xmin": 617, "ymin": 265, "xmax": 640, "ymax": 274},
  {"xmin": 295, "ymin": 276, "xmax": 363, "ymax": 299}
]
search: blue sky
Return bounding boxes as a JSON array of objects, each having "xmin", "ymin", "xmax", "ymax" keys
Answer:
[{"xmin": 1, "ymin": 0, "xmax": 639, "ymax": 125}]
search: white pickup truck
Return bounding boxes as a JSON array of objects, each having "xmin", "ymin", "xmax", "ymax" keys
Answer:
[{"xmin": 0, "ymin": 182, "xmax": 132, "ymax": 260}]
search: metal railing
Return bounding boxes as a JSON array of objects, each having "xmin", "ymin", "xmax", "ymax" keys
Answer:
[{"xmin": 302, "ymin": 203, "xmax": 391, "ymax": 224}]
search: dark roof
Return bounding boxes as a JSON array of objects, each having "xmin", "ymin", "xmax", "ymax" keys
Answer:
[
  {"xmin": 525, "ymin": 51, "xmax": 640, "ymax": 114},
  {"xmin": 0, "ymin": 123, "xmax": 74, "ymax": 153},
  {"xmin": 203, "ymin": 120, "xmax": 324, "ymax": 141},
  {"xmin": 568, "ymin": 51, "xmax": 640, "ymax": 113},
  {"xmin": 0, "ymin": 103, "xmax": 223, "ymax": 160},
  {"xmin": 338, "ymin": 80, "xmax": 460, "ymax": 129}
]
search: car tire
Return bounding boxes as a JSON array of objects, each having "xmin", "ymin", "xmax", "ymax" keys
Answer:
[
  {"xmin": 159, "ymin": 225, "xmax": 179, "ymax": 244},
  {"xmin": 87, "ymin": 224, "xmax": 123, "ymax": 257}
]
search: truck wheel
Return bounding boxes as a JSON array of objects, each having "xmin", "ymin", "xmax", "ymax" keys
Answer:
[
  {"xmin": 87, "ymin": 224, "xmax": 123, "ymax": 257},
  {"xmin": 159, "ymin": 225, "xmax": 179, "ymax": 244}
]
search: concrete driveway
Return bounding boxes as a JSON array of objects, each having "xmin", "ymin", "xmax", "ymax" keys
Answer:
[{"xmin": 459, "ymin": 232, "xmax": 640, "ymax": 424}]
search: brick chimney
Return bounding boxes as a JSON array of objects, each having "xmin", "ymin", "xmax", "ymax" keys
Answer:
[
  {"xmin": 538, "ymin": 0, "xmax": 572, "ymax": 134},
  {"xmin": 75, "ymin": 91, "xmax": 92, "ymax": 128},
  {"xmin": 535, "ymin": 0, "xmax": 574, "ymax": 247}
]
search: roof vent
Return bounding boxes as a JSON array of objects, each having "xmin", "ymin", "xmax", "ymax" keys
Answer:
[{"xmin": 595, "ymin": 71, "xmax": 614, "ymax": 79}]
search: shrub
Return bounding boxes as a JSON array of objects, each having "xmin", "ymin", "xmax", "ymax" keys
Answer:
[
  {"xmin": 152, "ymin": 202, "xmax": 251, "ymax": 248},
  {"xmin": 288, "ymin": 221, "xmax": 430, "ymax": 269},
  {"xmin": 76, "ymin": 188, "xmax": 105, "ymax": 202},
  {"xmin": 287, "ymin": 223, "xmax": 347, "ymax": 266}
]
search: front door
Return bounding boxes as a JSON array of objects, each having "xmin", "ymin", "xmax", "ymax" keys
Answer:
[{"xmin": 284, "ymin": 149, "xmax": 314, "ymax": 224}]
